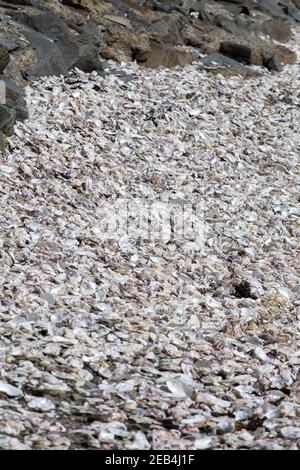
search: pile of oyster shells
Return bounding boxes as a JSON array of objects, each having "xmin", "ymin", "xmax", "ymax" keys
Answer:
[{"xmin": 0, "ymin": 28, "xmax": 299, "ymax": 450}]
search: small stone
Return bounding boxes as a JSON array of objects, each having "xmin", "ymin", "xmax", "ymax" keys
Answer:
[
  {"xmin": 262, "ymin": 53, "xmax": 283, "ymax": 72},
  {"xmin": 254, "ymin": 347, "xmax": 270, "ymax": 363}
]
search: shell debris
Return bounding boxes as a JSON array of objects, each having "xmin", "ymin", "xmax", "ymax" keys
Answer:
[{"xmin": 0, "ymin": 28, "xmax": 300, "ymax": 450}]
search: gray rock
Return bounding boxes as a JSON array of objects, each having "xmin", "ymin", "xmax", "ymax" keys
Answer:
[
  {"xmin": 74, "ymin": 47, "xmax": 104, "ymax": 74},
  {"xmin": 23, "ymin": 29, "xmax": 67, "ymax": 79},
  {"xmin": 219, "ymin": 42, "xmax": 252, "ymax": 65},
  {"xmin": 0, "ymin": 75, "xmax": 28, "ymax": 120},
  {"xmin": 24, "ymin": 28, "xmax": 58, "ymax": 59},
  {"xmin": 25, "ymin": 52, "xmax": 68, "ymax": 80},
  {"xmin": 10, "ymin": 12, "xmax": 36, "ymax": 29},
  {"xmin": 199, "ymin": 52, "xmax": 261, "ymax": 77},
  {"xmin": 54, "ymin": 36, "xmax": 81, "ymax": 71},
  {"xmin": 262, "ymin": 52, "xmax": 283, "ymax": 71},
  {"xmin": 0, "ymin": 37, "xmax": 19, "ymax": 52},
  {"xmin": 0, "ymin": 130, "xmax": 5, "ymax": 153},
  {"xmin": 0, "ymin": 44, "xmax": 9, "ymax": 73},
  {"xmin": 55, "ymin": 33, "xmax": 104, "ymax": 75},
  {"xmin": 111, "ymin": 72, "xmax": 137, "ymax": 84},
  {"xmin": 32, "ymin": 13, "xmax": 72, "ymax": 41},
  {"xmin": 151, "ymin": 14, "xmax": 184, "ymax": 45},
  {"xmin": 80, "ymin": 22, "xmax": 101, "ymax": 46},
  {"xmin": 0, "ymin": 104, "xmax": 16, "ymax": 136},
  {"xmin": 247, "ymin": 0, "xmax": 300, "ymax": 23},
  {"xmin": 15, "ymin": 21, "xmax": 104, "ymax": 79},
  {"xmin": 200, "ymin": 52, "xmax": 243, "ymax": 67},
  {"xmin": 73, "ymin": 43, "xmax": 104, "ymax": 74}
]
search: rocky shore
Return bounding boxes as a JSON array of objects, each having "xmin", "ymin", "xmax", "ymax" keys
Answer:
[
  {"xmin": 0, "ymin": 0, "xmax": 300, "ymax": 147},
  {"xmin": 0, "ymin": 18, "xmax": 300, "ymax": 452},
  {"xmin": 0, "ymin": 0, "xmax": 300, "ymax": 451}
]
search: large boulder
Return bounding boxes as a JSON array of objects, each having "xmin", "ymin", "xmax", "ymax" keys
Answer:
[
  {"xmin": 31, "ymin": 12, "xmax": 73, "ymax": 40},
  {"xmin": 56, "ymin": 32, "xmax": 105, "ymax": 74},
  {"xmin": 8, "ymin": 12, "xmax": 105, "ymax": 80},
  {"xmin": 22, "ymin": 29, "xmax": 68, "ymax": 80}
]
